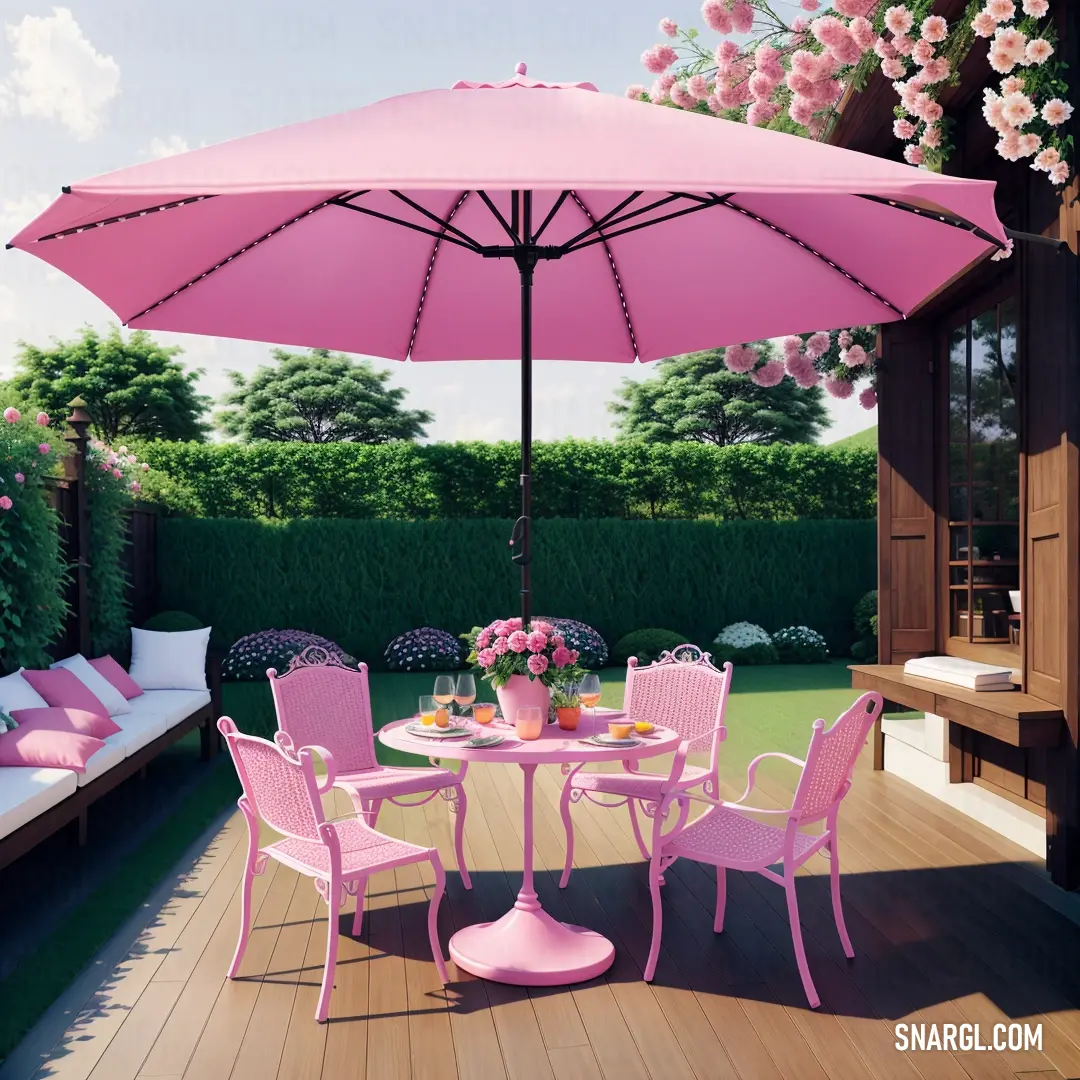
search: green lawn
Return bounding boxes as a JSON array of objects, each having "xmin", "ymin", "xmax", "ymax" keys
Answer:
[
  {"xmin": 0, "ymin": 660, "xmax": 867, "ymax": 1061},
  {"xmin": 827, "ymin": 424, "xmax": 877, "ymax": 450}
]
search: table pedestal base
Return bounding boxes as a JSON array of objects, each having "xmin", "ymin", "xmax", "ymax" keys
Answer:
[{"xmin": 449, "ymin": 905, "xmax": 614, "ymax": 986}]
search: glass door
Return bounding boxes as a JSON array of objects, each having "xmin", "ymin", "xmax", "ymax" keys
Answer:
[{"xmin": 947, "ymin": 297, "xmax": 1020, "ymax": 650}]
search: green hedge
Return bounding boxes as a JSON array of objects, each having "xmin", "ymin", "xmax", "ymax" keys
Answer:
[
  {"xmin": 139, "ymin": 440, "xmax": 876, "ymax": 521},
  {"xmin": 157, "ymin": 517, "xmax": 875, "ymax": 660}
]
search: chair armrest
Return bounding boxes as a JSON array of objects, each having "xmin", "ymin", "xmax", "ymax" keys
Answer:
[
  {"xmin": 679, "ymin": 791, "xmax": 791, "ymax": 816},
  {"xmin": 732, "ymin": 751, "xmax": 805, "ymax": 805}
]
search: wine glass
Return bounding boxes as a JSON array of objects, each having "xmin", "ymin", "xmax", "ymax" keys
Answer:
[
  {"xmin": 454, "ymin": 673, "xmax": 476, "ymax": 721},
  {"xmin": 433, "ymin": 675, "xmax": 455, "ymax": 707},
  {"xmin": 579, "ymin": 673, "xmax": 601, "ymax": 726}
]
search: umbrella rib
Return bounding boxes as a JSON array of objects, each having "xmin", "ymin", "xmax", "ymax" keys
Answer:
[
  {"xmin": 331, "ymin": 197, "xmax": 483, "ymax": 251},
  {"xmin": 561, "ymin": 195, "xmax": 731, "ymax": 253},
  {"xmin": 388, "ymin": 190, "xmax": 488, "ymax": 250},
  {"xmin": 476, "ymin": 192, "xmax": 520, "ymax": 244},
  {"xmin": 719, "ymin": 198, "xmax": 904, "ymax": 318},
  {"xmin": 567, "ymin": 192, "xmax": 638, "ymax": 360},
  {"xmin": 532, "ymin": 191, "xmax": 571, "ymax": 241},
  {"xmin": 407, "ymin": 191, "xmax": 471, "ymax": 359},
  {"xmin": 29, "ymin": 194, "xmax": 220, "ymax": 243},
  {"xmin": 855, "ymin": 194, "xmax": 1006, "ymax": 250},
  {"xmin": 123, "ymin": 191, "xmax": 362, "ymax": 326}
]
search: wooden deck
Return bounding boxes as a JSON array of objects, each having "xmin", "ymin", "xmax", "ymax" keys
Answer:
[{"xmin": 10, "ymin": 743, "xmax": 1080, "ymax": 1080}]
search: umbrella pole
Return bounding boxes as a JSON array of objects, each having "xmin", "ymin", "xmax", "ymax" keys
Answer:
[{"xmin": 511, "ymin": 191, "xmax": 535, "ymax": 629}]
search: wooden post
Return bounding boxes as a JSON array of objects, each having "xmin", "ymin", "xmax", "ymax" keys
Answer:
[{"xmin": 64, "ymin": 397, "xmax": 92, "ymax": 657}]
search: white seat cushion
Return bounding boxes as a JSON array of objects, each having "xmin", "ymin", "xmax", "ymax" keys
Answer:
[
  {"xmin": 137, "ymin": 689, "xmax": 211, "ymax": 730},
  {"xmin": 109, "ymin": 707, "xmax": 168, "ymax": 757},
  {"xmin": 76, "ymin": 736, "xmax": 127, "ymax": 787},
  {"xmin": 0, "ymin": 766, "xmax": 78, "ymax": 840}
]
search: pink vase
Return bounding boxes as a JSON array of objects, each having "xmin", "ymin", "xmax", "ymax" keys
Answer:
[{"xmin": 496, "ymin": 674, "xmax": 551, "ymax": 726}]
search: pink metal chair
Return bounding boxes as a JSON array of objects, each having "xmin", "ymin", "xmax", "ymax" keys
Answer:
[
  {"xmin": 218, "ymin": 716, "xmax": 448, "ymax": 1022},
  {"xmin": 269, "ymin": 646, "xmax": 471, "ymax": 889},
  {"xmin": 559, "ymin": 646, "xmax": 733, "ymax": 888},
  {"xmin": 642, "ymin": 691, "xmax": 883, "ymax": 1008}
]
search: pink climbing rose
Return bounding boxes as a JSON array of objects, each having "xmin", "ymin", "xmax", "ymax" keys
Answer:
[
  {"xmin": 39, "ymin": 443, "xmax": 51, "ymax": 455},
  {"xmin": 130, "ymin": 481, "xmax": 142, "ymax": 493},
  {"xmin": 659, "ymin": 17, "xmax": 678, "ymax": 36},
  {"xmin": 141, "ymin": 462, "xmax": 150, "ymax": 472},
  {"xmin": 0, "ymin": 496, "xmax": 11, "ymax": 511},
  {"xmin": 35, "ymin": 412, "xmax": 49, "ymax": 426},
  {"xmin": 14, "ymin": 473, "xmax": 24, "ymax": 483},
  {"xmin": 641, "ymin": 43, "xmax": 678, "ymax": 73},
  {"xmin": 3, "ymin": 408, "xmax": 20, "ymax": 423},
  {"xmin": 859, "ymin": 387, "xmax": 878, "ymax": 410}
]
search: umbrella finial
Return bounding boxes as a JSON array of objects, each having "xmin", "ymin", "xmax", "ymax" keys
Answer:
[{"xmin": 515, "ymin": 62, "xmax": 527, "ymax": 76}]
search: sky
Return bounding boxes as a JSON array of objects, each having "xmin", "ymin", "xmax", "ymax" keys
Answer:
[{"xmin": 0, "ymin": 0, "xmax": 876, "ymax": 443}]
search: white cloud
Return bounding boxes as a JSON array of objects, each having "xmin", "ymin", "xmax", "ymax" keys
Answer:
[
  {"xmin": 3, "ymin": 8, "xmax": 120, "ymax": 140},
  {"xmin": 0, "ymin": 191, "xmax": 51, "ymax": 240},
  {"xmin": 145, "ymin": 134, "xmax": 189, "ymax": 159},
  {"xmin": 0, "ymin": 284, "xmax": 15, "ymax": 323}
]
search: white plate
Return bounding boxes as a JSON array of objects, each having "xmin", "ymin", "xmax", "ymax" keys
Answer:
[
  {"xmin": 582, "ymin": 733, "xmax": 641, "ymax": 747},
  {"xmin": 405, "ymin": 722, "xmax": 472, "ymax": 739}
]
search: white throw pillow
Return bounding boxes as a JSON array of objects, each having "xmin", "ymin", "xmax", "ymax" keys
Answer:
[
  {"xmin": 50, "ymin": 653, "xmax": 133, "ymax": 716},
  {"xmin": 129, "ymin": 627, "xmax": 211, "ymax": 691},
  {"xmin": 0, "ymin": 669, "xmax": 49, "ymax": 712}
]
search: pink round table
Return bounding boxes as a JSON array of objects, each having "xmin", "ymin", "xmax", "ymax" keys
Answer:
[{"xmin": 378, "ymin": 712, "xmax": 680, "ymax": 986}]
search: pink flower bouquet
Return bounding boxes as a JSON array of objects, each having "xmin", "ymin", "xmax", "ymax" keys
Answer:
[{"xmin": 465, "ymin": 618, "xmax": 586, "ymax": 689}]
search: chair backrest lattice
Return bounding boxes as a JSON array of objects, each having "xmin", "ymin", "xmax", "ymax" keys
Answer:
[
  {"xmin": 624, "ymin": 646, "xmax": 733, "ymax": 772},
  {"xmin": 269, "ymin": 647, "xmax": 377, "ymax": 774},
  {"xmin": 792, "ymin": 692, "xmax": 883, "ymax": 823}
]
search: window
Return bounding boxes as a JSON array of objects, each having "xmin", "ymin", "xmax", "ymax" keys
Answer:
[{"xmin": 947, "ymin": 297, "xmax": 1020, "ymax": 649}]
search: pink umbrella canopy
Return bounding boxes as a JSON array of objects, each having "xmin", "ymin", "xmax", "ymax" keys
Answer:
[{"xmin": 7, "ymin": 63, "xmax": 1007, "ymax": 622}]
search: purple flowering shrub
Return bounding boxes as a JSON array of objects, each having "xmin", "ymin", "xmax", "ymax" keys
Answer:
[
  {"xmin": 222, "ymin": 628, "xmax": 353, "ymax": 681},
  {"xmin": 384, "ymin": 627, "xmax": 464, "ymax": 672},
  {"xmin": 534, "ymin": 617, "xmax": 609, "ymax": 669}
]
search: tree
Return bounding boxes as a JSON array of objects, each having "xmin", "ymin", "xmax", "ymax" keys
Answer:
[
  {"xmin": 216, "ymin": 348, "xmax": 432, "ymax": 443},
  {"xmin": 610, "ymin": 344, "xmax": 828, "ymax": 446},
  {"xmin": 12, "ymin": 325, "xmax": 210, "ymax": 442}
]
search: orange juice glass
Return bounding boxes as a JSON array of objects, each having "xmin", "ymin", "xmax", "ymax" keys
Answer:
[
  {"xmin": 419, "ymin": 695, "xmax": 436, "ymax": 726},
  {"xmin": 472, "ymin": 703, "xmax": 496, "ymax": 725},
  {"xmin": 515, "ymin": 706, "xmax": 544, "ymax": 741}
]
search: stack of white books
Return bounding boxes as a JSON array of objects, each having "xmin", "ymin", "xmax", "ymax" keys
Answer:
[{"xmin": 903, "ymin": 655, "xmax": 1015, "ymax": 691}]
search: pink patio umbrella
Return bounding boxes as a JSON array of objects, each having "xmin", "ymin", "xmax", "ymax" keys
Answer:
[{"xmin": 7, "ymin": 63, "xmax": 1007, "ymax": 623}]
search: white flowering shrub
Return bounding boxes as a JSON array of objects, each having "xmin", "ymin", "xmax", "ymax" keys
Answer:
[
  {"xmin": 712, "ymin": 622, "xmax": 778, "ymax": 665},
  {"xmin": 772, "ymin": 625, "xmax": 829, "ymax": 664}
]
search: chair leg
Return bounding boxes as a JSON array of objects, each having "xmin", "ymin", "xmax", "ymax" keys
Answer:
[
  {"xmin": 451, "ymin": 783, "xmax": 472, "ymax": 890},
  {"xmin": 783, "ymin": 867, "xmax": 819, "ymax": 1009},
  {"xmin": 228, "ymin": 818, "xmax": 259, "ymax": 979},
  {"xmin": 828, "ymin": 834, "xmax": 854, "ymax": 959},
  {"xmin": 643, "ymin": 854, "xmax": 665, "ymax": 982},
  {"xmin": 428, "ymin": 851, "xmax": 449, "ymax": 984},
  {"xmin": 351, "ymin": 876, "xmax": 367, "ymax": 938},
  {"xmin": 628, "ymin": 800, "xmax": 651, "ymax": 862},
  {"xmin": 366, "ymin": 798, "xmax": 383, "ymax": 828},
  {"xmin": 316, "ymin": 880, "xmax": 341, "ymax": 1023},
  {"xmin": 714, "ymin": 867, "xmax": 727, "ymax": 934},
  {"xmin": 558, "ymin": 778, "xmax": 575, "ymax": 889}
]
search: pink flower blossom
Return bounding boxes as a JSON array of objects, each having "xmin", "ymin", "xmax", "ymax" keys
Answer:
[
  {"xmin": 0, "ymin": 496, "xmax": 11, "ymax": 511},
  {"xmin": 805, "ymin": 331, "xmax": 831, "ymax": 359},
  {"xmin": 874, "ymin": 36, "xmax": 896, "ymax": 59},
  {"xmin": 921, "ymin": 124, "xmax": 942, "ymax": 149},
  {"xmin": 98, "ymin": 462, "xmax": 109, "ymax": 472},
  {"xmin": 14, "ymin": 473, "xmax": 24, "ymax": 484},
  {"xmin": 1022, "ymin": 0, "xmax": 1048, "ymax": 13},
  {"xmin": 1033, "ymin": 146, "xmax": 1061, "ymax": 171},
  {"xmin": 34, "ymin": 411, "xmax": 49, "ymax": 426},
  {"xmin": 983, "ymin": 92, "xmax": 1008, "ymax": 132},
  {"xmin": 477, "ymin": 648, "xmax": 496, "ymax": 668},
  {"xmin": 552, "ymin": 646, "xmax": 572, "ymax": 668},
  {"xmin": 788, "ymin": 95, "xmax": 815, "ymax": 126},
  {"xmin": 749, "ymin": 359, "xmax": 785, "ymax": 387},
  {"xmin": 834, "ymin": 0, "xmax": 874, "ymax": 16},
  {"xmin": 782, "ymin": 335, "xmax": 804, "ymax": 358},
  {"xmin": 893, "ymin": 118, "xmax": 916, "ymax": 139},
  {"xmin": 527, "ymin": 654, "xmax": 549, "ymax": 676},
  {"xmin": 626, "ymin": 84, "xmax": 646, "ymax": 99},
  {"xmin": 1017, "ymin": 133, "xmax": 1042, "ymax": 157},
  {"xmin": 882, "ymin": 57, "xmax": 906, "ymax": 79},
  {"xmin": 130, "ymin": 481, "xmax": 141, "ymax": 493},
  {"xmin": 985, "ymin": 0, "xmax": 1016, "ymax": 21},
  {"xmin": 1050, "ymin": 162, "xmax": 1071, "ymax": 185},
  {"xmin": 533, "ymin": 620, "xmax": 554, "ymax": 634},
  {"xmin": 1002, "ymin": 91, "xmax": 1035, "ymax": 127},
  {"xmin": 1000, "ymin": 75, "xmax": 1025, "ymax": 94},
  {"xmin": 849, "ymin": 17, "xmax": 874, "ymax": 50},
  {"xmin": 687, "ymin": 73, "xmax": 710, "ymax": 100},
  {"xmin": 649, "ymin": 80, "xmax": 669, "ymax": 104},
  {"xmin": 701, "ymin": 0, "xmax": 733, "ymax": 34},
  {"xmin": 507, "ymin": 618, "xmax": 523, "ymax": 631},
  {"xmin": 724, "ymin": 344, "xmax": 759, "ymax": 374},
  {"xmin": 971, "ymin": 11, "xmax": 997, "ymax": 37},
  {"xmin": 841, "ymin": 344, "xmax": 869, "ymax": 367},
  {"xmin": 670, "ymin": 83, "xmax": 696, "ymax": 109},
  {"xmin": 754, "ymin": 42, "xmax": 783, "ymax": 79},
  {"xmin": 838, "ymin": 330, "xmax": 853, "ymax": 349},
  {"xmin": 527, "ymin": 630, "xmax": 548, "ymax": 653},
  {"xmin": 642, "ymin": 43, "xmax": 678, "ymax": 74},
  {"xmin": 921, "ymin": 15, "xmax": 948, "ymax": 43},
  {"xmin": 918, "ymin": 96, "xmax": 944, "ymax": 123},
  {"xmin": 994, "ymin": 27, "xmax": 1027, "ymax": 60},
  {"xmin": 493, "ymin": 636, "xmax": 510, "ymax": 655},
  {"xmin": 569, "ymin": 650, "xmax": 580, "ymax": 664},
  {"xmin": 746, "ymin": 100, "xmax": 782, "ymax": 126},
  {"xmin": 884, "ymin": 5, "xmax": 914, "ymax": 35},
  {"xmin": 476, "ymin": 629, "xmax": 492, "ymax": 649},
  {"xmin": 859, "ymin": 387, "xmax": 878, "ymax": 410},
  {"xmin": 39, "ymin": 443, "xmax": 51, "ymax": 455},
  {"xmin": 892, "ymin": 35, "xmax": 914, "ymax": 57},
  {"xmin": 141, "ymin": 462, "xmax": 150, "ymax": 472},
  {"xmin": 714, "ymin": 39, "xmax": 740, "ymax": 70},
  {"xmin": 552, "ymin": 635, "xmax": 565, "ymax": 648},
  {"xmin": 904, "ymin": 144, "xmax": 924, "ymax": 165},
  {"xmin": 800, "ymin": 0, "xmax": 819, "ymax": 9},
  {"xmin": 2, "ymin": 407, "xmax": 20, "ymax": 423},
  {"xmin": 921, "ymin": 58, "xmax": 950, "ymax": 83},
  {"xmin": 1042, "ymin": 98, "xmax": 1074, "ymax": 126},
  {"xmin": 991, "ymin": 238, "xmax": 1015, "ymax": 262},
  {"xmin": 996, "ymin": 130, "xmax": 1023, "ymax": 161},
  {"xmin": 825, "ymin": 375, "xmax": 855, "ymax": 399},
  {"xmin": 659, "ymin": 17, "xmax": 678, "ymax": 37},
  {"xmin": 112, "ymin": 467, "xmax": 122, "ymax": 478},
  {"xmin": 1024, "ymin": 37, "xmax": 1053, "ymax": 64},
  {"xmin": 731, "ymin": 1, "xmax": 754, "ymax": 33},
  {"xmin": 508, "ymin": 630, "xmax": 529, "ymax": 653},
  {"xmin": 912, "ymin": 39, "xmax": 934, "ymax": 66}
]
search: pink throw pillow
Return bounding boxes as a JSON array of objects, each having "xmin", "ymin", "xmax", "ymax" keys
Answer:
[
  {"xmin": 0, "ymin": 726, "xmax": 104, "ymax": 773},
  {"xmin": 21, "ymin": 667, "xmax": 109, "ymax": 715},
  {"xmin": 9, "ymin": 706, "xmax": 121, "ymax": 740},
  {"xmin": 88, "ymin": 655, "xmax": 144, "ymax": 700}
]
